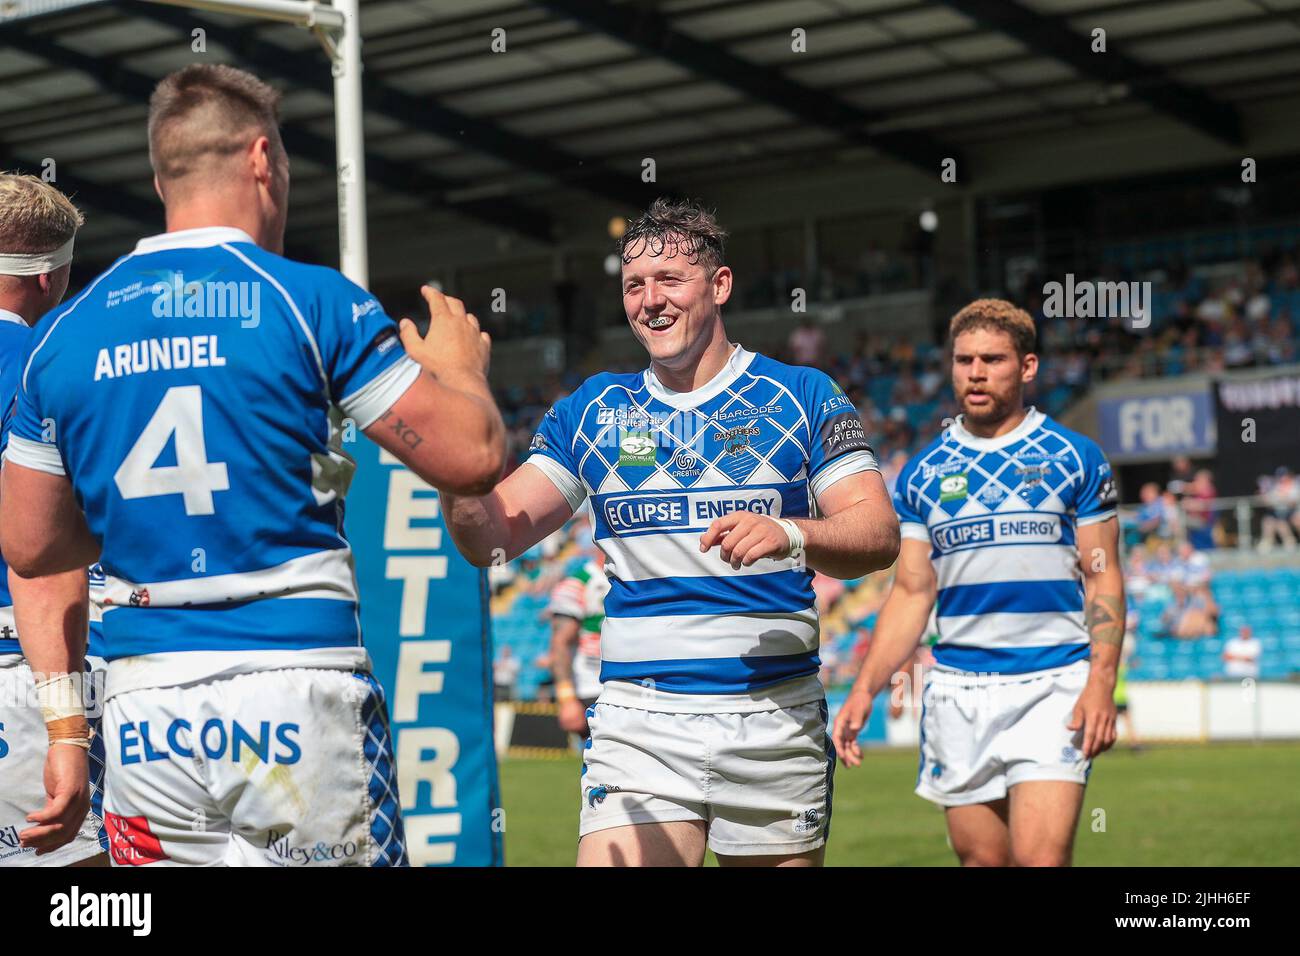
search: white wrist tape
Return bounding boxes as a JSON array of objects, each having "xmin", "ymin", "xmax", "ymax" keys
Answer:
[
  {"xmin": 774, "ymin": 518, "xmax": 805, "ymax": 558},
  {"xmin": 50, "ymin": 736, "xmax": 93, "ymax": 750},
  {"xmin": 0, "ymin": 236, "xmax": 75, "ymax": 276},
  {"xmin": 34, "ymin": 672, "xmax": 85, "ymax": 724}
]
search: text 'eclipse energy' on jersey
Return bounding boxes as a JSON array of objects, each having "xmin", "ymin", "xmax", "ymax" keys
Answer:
[
  {"xmin": 6, "ymin": 228, "xmax": 420, "ymax": 694},
  {"xmin": 893, "ymin": 407, "xmax": 1117, "ymax": 675},
  {"xmin": 526, "ymin": 345, "xmax": 878, "ymax": 709}
]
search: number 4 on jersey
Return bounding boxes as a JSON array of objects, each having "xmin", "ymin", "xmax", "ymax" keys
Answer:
[{"xmin": 114, "ymin": 385, "xmax": 230, "ymax": 516}]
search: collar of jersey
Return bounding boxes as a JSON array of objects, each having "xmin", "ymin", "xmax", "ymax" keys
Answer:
[
  {"xmin": 949, "ymin": 406, "xmax": 1044, "ymax": 450},
  {"xmin": 0, "ymin": 308, "xmax": 25, "ymax": 327},
  {"xmin": 133, "ymin": 226, "xmax": 257, "ymax": 255},
  {"xmin": 644, "ymin": 344, "xmax": 754, "ymax": 409}
]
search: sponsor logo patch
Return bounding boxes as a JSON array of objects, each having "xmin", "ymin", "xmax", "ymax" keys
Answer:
[
  {"xmin": 617, "ymin": 429, "xmax": 657, "ymax": 467},
  {"xmin": 599, "ymin": 489, "xmax": 782, "ymax": 536},
  {"xmin": 106, "ymin": 813, "xmax": 169, "ymax": 866},
  {"xmin": 939, "ymin": 473, "xmax": 969, "ymax": 502},
  {"xmin": 930, "ymin": 513, "xmax": 1062, "ymax": 554}
]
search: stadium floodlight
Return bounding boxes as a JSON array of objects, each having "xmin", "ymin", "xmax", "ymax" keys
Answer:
[{"xmin": 2, "ymin": 0, "xmax": 369, "ymax": 286}]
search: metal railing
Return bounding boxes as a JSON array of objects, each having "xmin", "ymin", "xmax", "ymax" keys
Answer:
[{"xmin": 1118, "ymin": 493, "xmax": 1300, "ymax": 554}]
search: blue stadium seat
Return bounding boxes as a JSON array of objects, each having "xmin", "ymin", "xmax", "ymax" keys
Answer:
[{"xmin": 1141, "ymin": 661, "xmax": 1171, "ymax": 680}]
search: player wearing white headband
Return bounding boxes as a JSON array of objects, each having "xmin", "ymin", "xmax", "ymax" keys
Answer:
[{"xmin": 0, "ymin": 172, "xmax": 108, "ymax": 867}]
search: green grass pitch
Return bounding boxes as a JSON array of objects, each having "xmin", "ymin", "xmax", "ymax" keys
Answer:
[{"xmin": 498, "ymin": 741, "xmax": 1300, "ymax": 866}]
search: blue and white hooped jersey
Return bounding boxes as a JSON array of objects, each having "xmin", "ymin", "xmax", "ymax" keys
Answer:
[
  {"xmin": 894, "ymin": 407, "xmax": 1117, "ymax": 675},
  {"xmin": 5, "ymin": 227, "xmax": 420, "ymax": 696},
  {"xmin": 527, "ymin": 345, "xmax": 878, "ymax": 712}
]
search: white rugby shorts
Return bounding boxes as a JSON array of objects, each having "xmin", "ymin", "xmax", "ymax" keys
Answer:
[
  {"xmin": 579, "ymin": 697, "xmax": 835, "ymax": 857},
  {"xmin": 102, "ymin": 668, "xmax": 406, "ymax": 867},
  {"xmin": 0, "ymin": 657, "xmax": 108, "ymax": 867},
  {"xmin": 915, "ymin": 659, "xmax": 1092, "ymax": 806}
]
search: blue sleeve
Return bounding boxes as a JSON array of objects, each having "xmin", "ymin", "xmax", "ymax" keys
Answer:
[
  {"xmin": 892, "ymin": 459, "xmax": 928, "ymax": 538},
  {"xmin": 1074, "ymin": 437, "xmax": 1118, "ymax": 525},
  {"xmin": 3, "ymin": 328, "xmax": 65, "ymax": 476},
  {"xmin": 802, "ymin": 369, "xmax": 878, "ymax": 500},
  {"xmin": 309, "ymin": 269, "xmax": 420, "ymax": 430},
  {"xmin": 524, "ymin": 393, "xmax": 585, "ymax": 512},
  {"xmin": 0, "ymin": 339, "xmax": 23, "ymax": 459}
]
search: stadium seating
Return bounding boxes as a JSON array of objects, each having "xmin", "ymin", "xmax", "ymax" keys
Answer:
[{"xmin": 1126, "ymin": 568, "xmax": 1300, "ymax": 682}]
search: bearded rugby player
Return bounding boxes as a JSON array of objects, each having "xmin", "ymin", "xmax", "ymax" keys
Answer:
[{"xmin": 834, "ymin": 299, "xmax": 1125, "ymax": 867}]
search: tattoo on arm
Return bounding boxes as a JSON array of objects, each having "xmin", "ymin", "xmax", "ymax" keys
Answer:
[
  {"xmin": 1085, "ymin": 594, "xmax": 1125, "ymax": 647},
  {"xmin": 380, "ymin": 410, "xmax": 424, "ymax": 451}
]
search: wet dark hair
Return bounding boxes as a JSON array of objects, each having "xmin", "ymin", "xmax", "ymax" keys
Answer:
[{"xmin": 619, "ymin": 197, "xmax": 727, "ymax": 274}]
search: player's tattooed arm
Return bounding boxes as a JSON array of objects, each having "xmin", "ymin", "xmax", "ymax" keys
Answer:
[
  {"xmin": 1077, "ymin": 516, "xmax": 1126, "ymax": 683},
  {"xmin": 1085, "ymin": 594, "xmax": 1125, "ymax": 647},
  {"xmin": 377, "ymin": 408, "xmax": 424, "ymax": 451}
]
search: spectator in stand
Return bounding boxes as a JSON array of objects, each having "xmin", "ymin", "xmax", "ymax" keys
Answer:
[
  {"xmin": 1161, "ymin": 581, "xmax": 1219, "ymax": 639},
  {"xmin": 1222, "ymin": 625, "xmax": 1262, "ymax": 680},
  {"xmin": 1148, "ymin": 542, "xmax": 1178, "ymax": 587},
  {"xmin": 918, "ymin": 354, "xmax": 945, "ymax": 399},
  {"xmin": 1169, "ymin": 455, "xmax": 1196, "ymax": 488},
  {"xmin": 1158, "ymin": 488, "xmax": 1184, "ymax": 543},
  {"xmin": 1183, "ymin": 469, "xmax": 1219, "ymax": 550},
  {"xmin": 1259, "ymin": 467, "xmax": 1300, "ymax": 552},
  {"xmin": 493, "ymin": 646, "xmax": 522, "ymax": 702},
  {"xmin": 1173, "ymin": 540, "xmax": 1212, "ymax": 590},
  {"xmin": 1125, "ymin": 548, "xmax": 1153, "ymax": 602},
  {"xmin": 1132, "ymin": 482, "xmax": 1171, "ymax": 542},
  {"xmin": 788, "ymin": 316, "xmax": 827, "ymax": 368}
]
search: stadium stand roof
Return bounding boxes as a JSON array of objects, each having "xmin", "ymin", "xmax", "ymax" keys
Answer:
[{"xmin": 3, "ymin": 0, "xmax": 1300, "ymax": 279}]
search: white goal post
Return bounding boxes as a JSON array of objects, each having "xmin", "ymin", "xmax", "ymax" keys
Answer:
[
  {"xmin": 2, "ymin": 0, "xmax": 371, "ymax": 286},
  {"xmin": 142, "ymin": 0, "xmax": 370, "ymax": 286}
]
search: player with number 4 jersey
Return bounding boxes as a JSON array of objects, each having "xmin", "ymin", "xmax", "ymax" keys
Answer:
[{"xmin": 0, "ymin": 66, "xmax": 507, "ymax": 866}]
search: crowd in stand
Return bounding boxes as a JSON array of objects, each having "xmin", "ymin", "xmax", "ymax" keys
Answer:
[
  {"xmin": 1025, "ymin": 251, "xmax": 1300, "ymax": 386},
  {"xmin": 484, "ymin": 253, "xmax": 1300, "ymax": 696}
]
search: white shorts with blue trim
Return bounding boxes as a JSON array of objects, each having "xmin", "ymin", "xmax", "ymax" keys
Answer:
[
  {"xmin": 102, "ymin": 667, "xmax": 406, "ymax": 867},
  {"xmin": 0, "ymin": 656, "xmax": 109, "ymax": 867},
  {"xmin": 579, "ymin": 696, "xmax": 835, "ymax": 856},
  {"xmin": 916, "ymin": 659, "xmax": 1092, "ymax": 807}
]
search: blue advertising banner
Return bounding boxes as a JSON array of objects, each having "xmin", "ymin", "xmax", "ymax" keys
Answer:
[
  {"xmin": 344, "ymin": 436, "xmax": 502, "ymax": 867},
  {"xmin": 1097, "ymin": 389, "xmax": 1216, "ymax": 460}
]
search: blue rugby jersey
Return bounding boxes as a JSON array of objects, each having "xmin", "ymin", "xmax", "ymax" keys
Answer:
[
  {"xmin": 0, "ymin": 309, "xmax": 31, "ymax": 657},
  {"xmin": 5, "ymin": 227, "xmax": 420, "ymax": 695},
  {"xmin": 0, "ymin": 309, "xmax": 105, "ymax": 660},
  {"xmin": 526, "ymin": 345, "xmax": 879, "ymax": 712},
  {"xmin": 893, "ymin": 407, "xmax": 1117, "ymax": 675}
]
